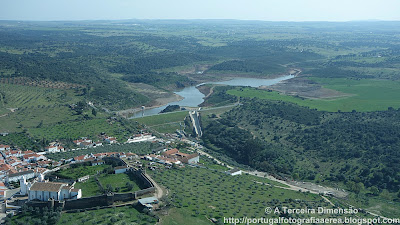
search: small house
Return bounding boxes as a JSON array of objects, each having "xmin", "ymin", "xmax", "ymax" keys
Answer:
[
  {"xmin": 114, "ymin": 165, "xmax": 129, "ymax": 174},
  {"xmin": 226, "ymin": 168, "xmax": 242, "ymax": 176},
  {"xmin": 138, "ymin": 197, "xmax": 159, "ymax": 209}
]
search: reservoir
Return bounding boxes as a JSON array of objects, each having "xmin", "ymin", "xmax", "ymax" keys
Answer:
[{"xmin": 130, "ymin": 75, "xmax": 294, "ymax": 118}]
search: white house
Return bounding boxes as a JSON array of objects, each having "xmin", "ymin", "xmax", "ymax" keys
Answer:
[
  {"xmin": 0, "ymin": 145, "xmax": 11, "ymax": 151},
  {"xmin": 28, "ymin": 182, "xmax": 81, "ymax": 201},
  {"xmin": 104, "ymin": 137, "xmax": 117, "ymax": 144},
  {"xmin": 126, "ymin": 134, "xmax": 156, "ymax": 143},
  {"xmin": 45, "ymin": 145, "xmax": 65, "ymax": 153},
  {"xmin": 175, "ymin": 152, "xmax": 200, "ymax": 164},
  {"xmin": 6, "ymin": 170, "xmax": 35, "ymax": 183},
  {"xmin": 77, "ymin": 175, "xmax": 90, "ymax": 183},
  {"xmin": 226, "ymin": 168, "xmax": 242, "ymax": 176},
  {"xmin": 23, "ymin": 153, "xmax": 47, "ymax": 163},
  {"xmin": 114, "ymin": 166, "xmax": 129, "ymax": 174},
  {"xmin": 91, "ymin": 160, "xmax": 104, "ymax": 166},
  {"xmin": 138, "ymin": 197, "xmax": 159, "ymax": 209}
]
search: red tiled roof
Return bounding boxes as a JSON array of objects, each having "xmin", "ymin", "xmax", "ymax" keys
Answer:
[
  {"xmin": 0, "ymin": 164, "xmax": 13, "ymax": 171},
  {"xmin": 162, "ymin": 148, "xmax": 179, "ymax": 156},
  {"xmin": 74, "ymin": 155, "xmax": 86, "ymax": 161},
  {"xmin": 22, "ymin": 150, "xmax": 34, "ymax": 155},
  {"xmin": 176, "ymin": 152, "xmax": 191, "ymax": 158}
]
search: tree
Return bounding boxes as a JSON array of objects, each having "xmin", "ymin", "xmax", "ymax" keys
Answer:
[
  {"xmin": 92, "ymin": 108, "xmax": 97, "ymax": 117},
  {"xmin": 107, "ymin": 184, "xmax": 114, "ymax": 192},
  {"xmin": 370, "ymin": 186, "xmax": 379, "ymax": 196},
  {"xmin": 126, "ymin": 182, "xmax": 134, "ymax": 191}
]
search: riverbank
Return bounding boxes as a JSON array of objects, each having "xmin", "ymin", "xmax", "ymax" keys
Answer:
[
  {"xmin": 117, "ymin": 93, "xmax": 184, "ymax": 118},
  {"xmin": 120, "ymin": 71, "xmax": 298, "ymax": 119}
]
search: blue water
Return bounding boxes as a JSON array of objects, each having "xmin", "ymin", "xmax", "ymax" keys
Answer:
[{"xmin": 129, "ymin": 75, "xmax": 294, "ymax": 118}]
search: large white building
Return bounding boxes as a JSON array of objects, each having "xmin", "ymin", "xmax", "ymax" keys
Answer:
[
  {"xmin": 28, "ymin": 182, "xmax": 81, "ymax": 201},
  {"xmin": 6, "ymin": 170, "xmax": 35, "ymax": 183}
]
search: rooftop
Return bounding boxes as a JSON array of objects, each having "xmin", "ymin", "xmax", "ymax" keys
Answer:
[
  {"xmin": 138, "ymin": 197, "xmax": 158, "ymax": 205},
  {"xmin": 30, "ymin": 182, "xmax": 67, "ymax": 192},
  {"xmin": 115, "ymin": 166, "xmax": 128, "ymax": 170},
  {"xmin": 9, "ymin": 170, "xmax": 34, "ymax": 177},
  {"xmin": 162, "ymin": 148, "xmax": 179, "ymax": 156}
]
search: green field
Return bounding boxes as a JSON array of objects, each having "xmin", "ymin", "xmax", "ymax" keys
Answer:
[
  {"xmin": 133, "ymin": 111, "xmax": 188, "ymax": 133},
  {"xmin": 28, "ymin": 117, "xmax": 131, "ymax": 141},
  {"xmin": 160, "ymin": 208, "xmax": 212, "ymax": 225},
  {"xmin": 98, "ymin": 173, "xmax": 141, "ymax": 193},
  {"xmin": 56, "ymin": 165, "xmax": 145, "ymax": 197},
  {"xmin": 0, "ymin": 105, "xmax": 77, "ymax": 133},
  {"xmin": 0, "ymin": 83, "xmax": 84, "ymax": 133},
  {"xmin": 56, "ymin": 205, "xmax": 157, "ymax": 225},
  {"xmin": 0, "ymin": 83, "xmax": 81, "ymax": 108},
  {"xmin": 149, "ymin": 166, "xmax": 343, "ymax": 224},
  {"xmin": 74, "ymin": 177, "xmax": 102, "ymax": 197},
  {"xmin": 133, "ymin": 111, "xmax": 188, "ymax": 127},
  {"xmin": 227, "ymin": 78, "xmax": 400, "ymax": 112}
]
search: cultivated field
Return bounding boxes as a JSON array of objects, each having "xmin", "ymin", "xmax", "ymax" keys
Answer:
[{"xmin": 227, "ymin": 78, "xmax": 400, "ymax": 112}]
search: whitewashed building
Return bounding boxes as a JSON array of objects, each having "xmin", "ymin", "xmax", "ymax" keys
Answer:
[
  {"xmin": 6, "ymin": 170, "xmax": 35, "ymax": 183},
  {"xmin": 114, "ymin": 166, "xmax": 129, "ymax": 174},
  {"xmin": 226, "ymin": 168, "xmax": 242, "ymax": 176},
  {"xmin": 28, "ymin": 182, "xmax": 81, "ymax": 201}
]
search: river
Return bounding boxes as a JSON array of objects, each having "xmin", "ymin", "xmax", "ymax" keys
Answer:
[{"xmin": 129, "ymin": 75, "xmax": 294, "ymax": 118}]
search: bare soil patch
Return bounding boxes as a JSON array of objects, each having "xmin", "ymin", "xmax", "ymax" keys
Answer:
[
  {"xmin": 263, "ymin": 76, "xmax": 352, "ymax": 99},
  {"xmin": 196, "ymin": 84, "xmax": 212, "ymax": 96}
]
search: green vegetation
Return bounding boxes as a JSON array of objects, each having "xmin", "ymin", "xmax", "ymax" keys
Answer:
[
  {"xmin": 54, "ymin": 164, "xmax": 110, "ymax": 180},
  {"xmin": 53, "ymin": 163, "xmax": 145, "ymax": 197},
  {"xmin": 56, "ymin": 206, "xmax": 157, "ymax": 225},
  {"xmin": 202, "ymin": 99, "xmax": 400, "ymax": 215},
  {"xmin": 200, "ymin": 86, "xmax": 237, "ymax": 107},
  {"xmin": 28, "ymin": 117, "xmax": 135, "ymax": 141},
  {"xmin": 0, "ymin": 82, "xmax": 143, "ymax": 150},
  {"xmin": 74, "ymin": 177, "xmax": 102, "ymax": 197},
  {"xmin": 3, "ymin": 19, "xmax": 400, "ymax": 221},
  {"xmin": 227, "ymin": 78, "xmax": 400, "ymax": 112},
  {"xmin": 150, "ymin": 166, "xmax": 344, "ymax": 224},
  {"xmin": 10, "ymin": 205, "xmax": 62, "ymax": 225},
  {"xmin": 98, "ymin": 173, "xmax": 141, "ymax": 193},
  {"xmin": 133, "ymin": 111, "xmax": 188, "ymax": 133},
  {"xmin": 133, "ymin": 111, "xmax": 188, "ymax": 127},
  {"xmin": 0, "ymin": 133, "xmax": 40, "ymax": 150},
  {"xmin": 160, "ymin": 105, "xmax": 180, "ymax": 113},
  {"xmin": 160, "ymin": 208, "xmax": 212, "ymax": 225},
  {"xmin": 0, "ymin": 83, "xmax": 80, "ymax": 107}
]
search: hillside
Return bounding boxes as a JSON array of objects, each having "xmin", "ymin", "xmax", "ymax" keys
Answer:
[{"xmin": 203, "ymin": 99, "xmax": 400, "ymax": 195}]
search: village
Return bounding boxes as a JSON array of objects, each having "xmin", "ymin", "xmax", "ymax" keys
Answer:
[{"xmin": 0, "ymin": 130, "xmax": 218, "ymax": 222}]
